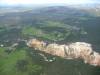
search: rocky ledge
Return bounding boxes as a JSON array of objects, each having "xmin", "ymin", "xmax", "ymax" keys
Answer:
[{"xmin": 27, "ymin": 39, "xmax": 100, "ymax": 66}]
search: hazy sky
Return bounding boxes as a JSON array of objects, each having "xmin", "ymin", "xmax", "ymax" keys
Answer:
[{"xmin": 0, "ymin": 0, "xmax": 100, "ymax": 5}]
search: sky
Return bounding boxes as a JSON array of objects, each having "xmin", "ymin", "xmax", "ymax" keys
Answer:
[{"xmin": 0, "ymin": 0, "xmax": 100, "ymax": 5}]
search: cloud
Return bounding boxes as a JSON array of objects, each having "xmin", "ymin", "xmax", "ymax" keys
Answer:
[{"xmin": 0, "ymin": 0, "xmax": 99, "ymax": 5}]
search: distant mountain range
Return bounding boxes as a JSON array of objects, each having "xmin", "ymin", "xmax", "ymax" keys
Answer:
[{"xmin": 0, "ymin": 3, "xmax": 100, "ymax": 16}]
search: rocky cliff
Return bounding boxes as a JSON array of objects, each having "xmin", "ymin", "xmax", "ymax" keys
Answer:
[{"xmin": 27, "ymin": 39, "xmax": 100, "ymax": 66}]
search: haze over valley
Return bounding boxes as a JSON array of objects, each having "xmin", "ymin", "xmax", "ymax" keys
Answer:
[{"xmin": 0, "ymin": 1, "xmax": 100, "ymax": 75}]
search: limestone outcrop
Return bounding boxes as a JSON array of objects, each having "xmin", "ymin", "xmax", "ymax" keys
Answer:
[{"xmin": 27, "ymin": 39, "xmax": 100, "ymax": 66}]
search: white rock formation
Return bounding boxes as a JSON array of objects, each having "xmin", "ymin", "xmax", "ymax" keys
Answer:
[{"xmin": 27, "ymin": 39, "xmax": 100, "ymax": 66}]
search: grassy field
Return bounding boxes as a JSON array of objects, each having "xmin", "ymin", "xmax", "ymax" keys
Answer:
[
  {"xmin": 0, "ymin": 47, "xmax": 42, "ymax": 75},
  {"xmin": 22, "ymin": 21, "xmax": 82, "ymax": 42}
]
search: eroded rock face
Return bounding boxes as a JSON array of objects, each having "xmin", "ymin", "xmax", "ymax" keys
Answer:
[{"xmin": 27, "ymin": 39, "xmax": 100, "ymax": 66}]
